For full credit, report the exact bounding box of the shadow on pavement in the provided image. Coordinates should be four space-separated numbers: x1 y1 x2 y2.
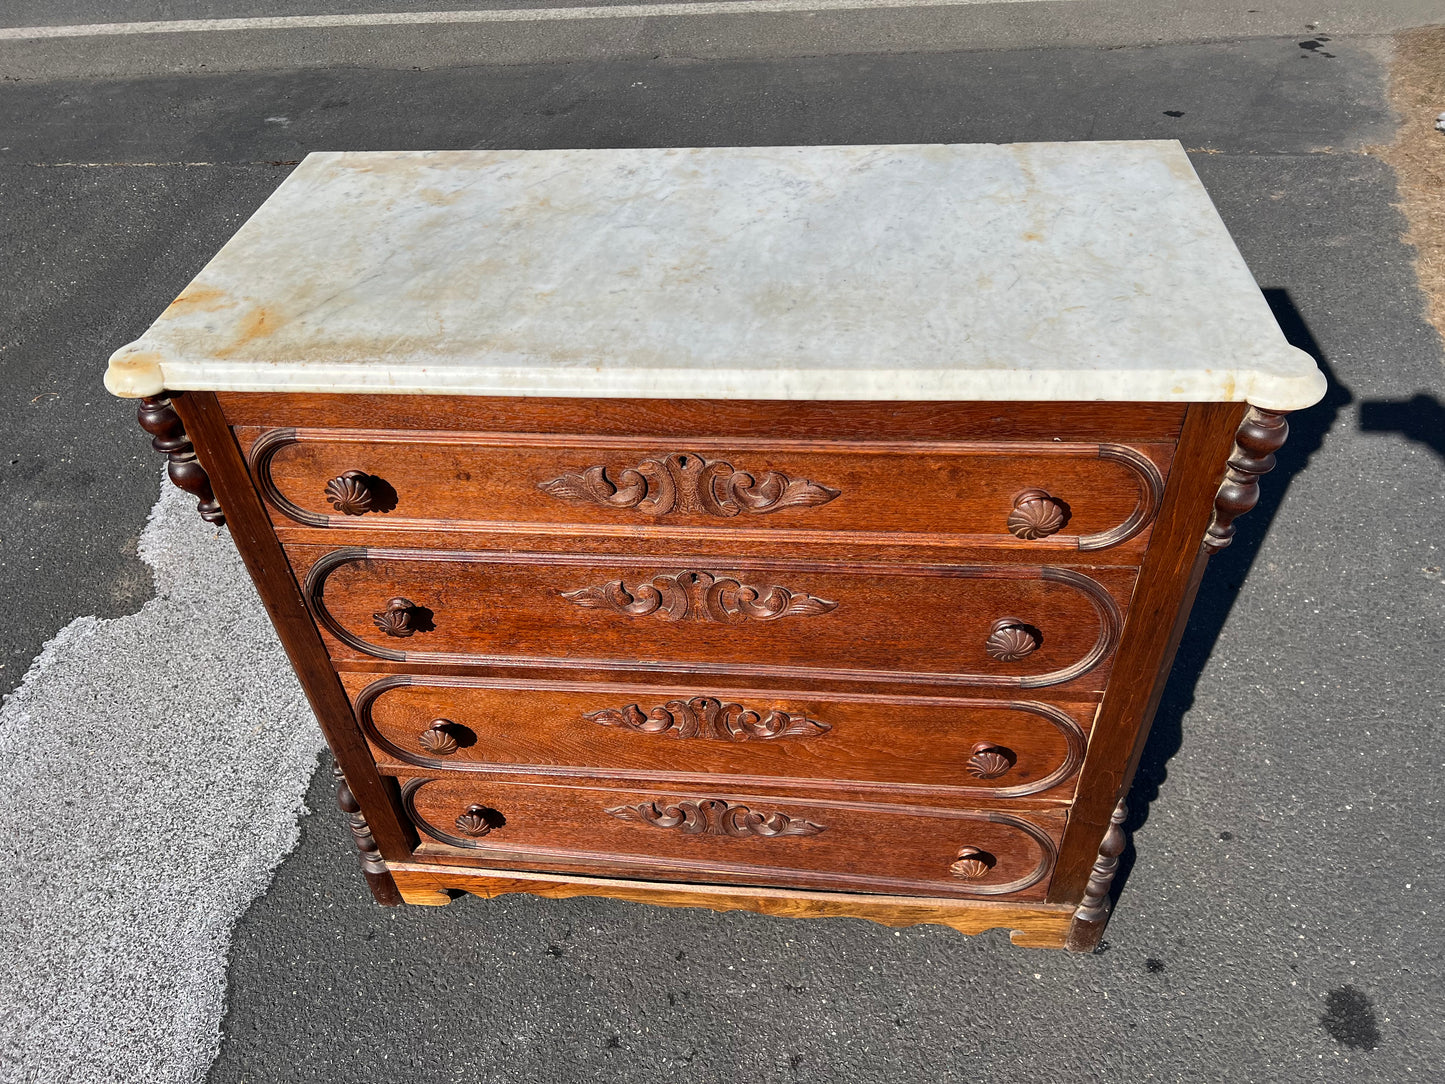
1358 391 1445 460
1111 287 1353 911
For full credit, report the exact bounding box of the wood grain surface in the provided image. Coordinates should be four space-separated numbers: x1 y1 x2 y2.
389 862 1076 948
298 546 1133 691
171 392 417 872
345 672 1091 802
398 773 1063 900
239 425 1169 554
1048 402 1247 902
216 392 1187 443
185 389 1256 948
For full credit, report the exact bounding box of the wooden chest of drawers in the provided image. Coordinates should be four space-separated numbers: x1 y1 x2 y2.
105 144 1325 950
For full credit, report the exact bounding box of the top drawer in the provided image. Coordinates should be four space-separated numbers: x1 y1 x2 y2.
240 427 1169 553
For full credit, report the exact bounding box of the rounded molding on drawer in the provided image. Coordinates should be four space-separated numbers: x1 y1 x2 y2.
306 549 1122 688
324 469 376 516
248 428 1163 550
418 720 460 756
401 777 1056 893
1007 489 1066 540
372 597 418 638
965 743 1015 780
950 846 996 881
985 618 1041 661
352 676 1087 798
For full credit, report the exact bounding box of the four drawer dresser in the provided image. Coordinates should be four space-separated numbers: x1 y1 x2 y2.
105 143 1325 950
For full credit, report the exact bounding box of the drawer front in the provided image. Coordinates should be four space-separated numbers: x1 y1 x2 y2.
245 427 1167 552
302 547 1130 690
351 674 1091 800
399 774 1060 900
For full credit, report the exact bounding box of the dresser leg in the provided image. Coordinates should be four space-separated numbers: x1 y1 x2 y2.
1065 799 1128 952
333 763 403 906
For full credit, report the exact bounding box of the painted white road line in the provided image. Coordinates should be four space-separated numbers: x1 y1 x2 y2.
0 0 1079 40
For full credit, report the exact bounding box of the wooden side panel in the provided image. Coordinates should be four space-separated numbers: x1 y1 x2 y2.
170 391 416 864
345 673 1091 802
399 773 1064 901
1048 402 1247 902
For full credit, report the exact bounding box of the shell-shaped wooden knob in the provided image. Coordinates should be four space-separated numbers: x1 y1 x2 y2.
418 720 459 756
325 470 375 516
454 805 497 837
985 618 1040 661
966 743 1014 780
1007 489 1065 540
372 598 417 638
950 847 996 881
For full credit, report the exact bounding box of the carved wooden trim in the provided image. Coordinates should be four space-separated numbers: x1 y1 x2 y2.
453 804 501 837
949 846 995 881
247 427 1163 550
539 451 840 517
965 744 1014 780
400 778 498 850
399 777 1057 895
371 597 418 638
605 798 826 838
561 570 838 623
352 675 1087 798
136 395 224 524
334 762 389 878
325 470 376 516
984 618 1041 661
1075 799 1128 923
304 548 1122 689
1007 489 1066 540
586 697 830 741
1203 408 1290 553
969 813 1057 896
417 720 460 756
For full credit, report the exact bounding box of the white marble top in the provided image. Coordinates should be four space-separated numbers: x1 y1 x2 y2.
105 143 1325 410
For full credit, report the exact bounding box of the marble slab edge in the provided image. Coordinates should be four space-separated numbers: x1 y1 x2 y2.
104 348 1327 410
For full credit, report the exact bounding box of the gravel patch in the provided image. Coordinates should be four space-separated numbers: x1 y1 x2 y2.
0 475 325 1084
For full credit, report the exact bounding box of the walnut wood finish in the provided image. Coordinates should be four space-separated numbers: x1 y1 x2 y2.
218 392 1187 443
243 427 1168 553
1204 407 1290 553
136 396 224 524
538 450 841 516
586 698 832 742
177 391 1299 949
1007 489 1066 540
324 470 376 516
165 391 415 872
604 797 827 839
388 862 1076 947
399 774 1062 900
300 547 1130 692
346 674 1090 801
1049 402 1248 906
1065 798 1127 951
334 762 401 905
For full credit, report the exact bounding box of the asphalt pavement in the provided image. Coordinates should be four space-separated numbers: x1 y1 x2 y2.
3 0 1445 78
2 11 1443 1084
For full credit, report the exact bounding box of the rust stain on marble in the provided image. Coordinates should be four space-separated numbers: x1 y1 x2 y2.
166 283 232 313
212 306 277 358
